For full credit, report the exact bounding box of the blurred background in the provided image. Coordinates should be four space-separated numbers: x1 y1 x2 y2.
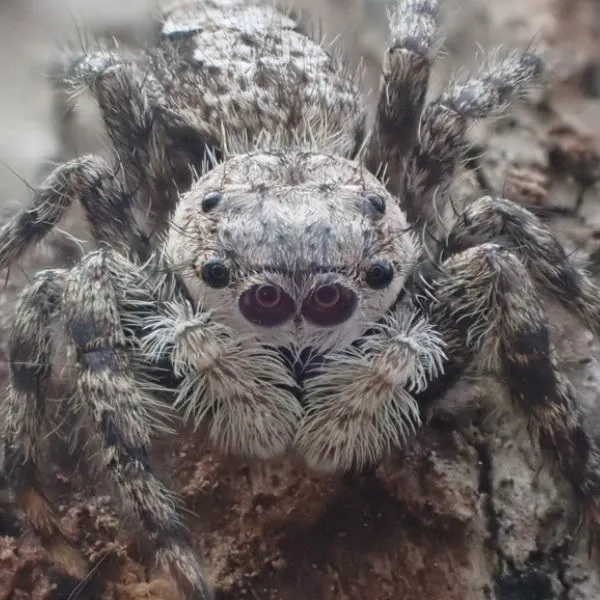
0 0 158 198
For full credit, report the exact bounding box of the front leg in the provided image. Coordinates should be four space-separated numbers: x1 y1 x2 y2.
414 244 600 541
442 195 600 333
139 297 302 460
365 0 441 191
62 251 213 598
295 308 446 472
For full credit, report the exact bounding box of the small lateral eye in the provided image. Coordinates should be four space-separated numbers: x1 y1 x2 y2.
201 191 222 212
365 260 394 289
365 192 386 215
200 259 230 288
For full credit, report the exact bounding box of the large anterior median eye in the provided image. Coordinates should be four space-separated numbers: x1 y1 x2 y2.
302 284 358 326
239 284 296 327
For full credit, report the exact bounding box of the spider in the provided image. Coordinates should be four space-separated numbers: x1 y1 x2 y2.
2 0 600 598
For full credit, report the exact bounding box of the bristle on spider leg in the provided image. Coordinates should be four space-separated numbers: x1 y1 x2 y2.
442 195 600 333
61 250 213 598
429 243 600 545
402 50 544 242
295 308 446 472
367 0 442 188
0 155 149 272
495 253 600 539
2 270 88 579
440 50 544 118
139 299 301 460
59 49 124 90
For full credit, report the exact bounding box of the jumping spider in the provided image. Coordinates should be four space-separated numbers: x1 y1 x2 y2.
2 0 600 598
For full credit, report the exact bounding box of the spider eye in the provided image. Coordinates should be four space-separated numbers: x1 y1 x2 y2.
365 192 386 215
365 260 394 289
312 284 341 308
255 284 282 308
302 284 358 326
201 191 222 212
200 259 230 288
239 284 296 327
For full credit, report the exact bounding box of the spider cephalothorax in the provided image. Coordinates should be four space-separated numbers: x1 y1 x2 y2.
166 152 419 350
3 1 600 599
160 151 440 473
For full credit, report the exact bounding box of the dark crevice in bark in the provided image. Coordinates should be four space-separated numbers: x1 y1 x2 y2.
474 437 502 563
474 429 576 600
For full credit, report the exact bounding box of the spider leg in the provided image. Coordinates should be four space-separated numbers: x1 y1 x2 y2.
2 269 89 579
414 244 600 538
295 308 446 472
139 298 302 461
443 195 600 333
62 51 218 236
60 250 213 598
403 51 544 236
365 0 440 190
0 155 150 271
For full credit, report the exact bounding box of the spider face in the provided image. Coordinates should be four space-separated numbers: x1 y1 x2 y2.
166 152 420 352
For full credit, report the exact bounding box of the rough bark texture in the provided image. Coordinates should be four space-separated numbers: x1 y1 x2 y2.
3 0 600 598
